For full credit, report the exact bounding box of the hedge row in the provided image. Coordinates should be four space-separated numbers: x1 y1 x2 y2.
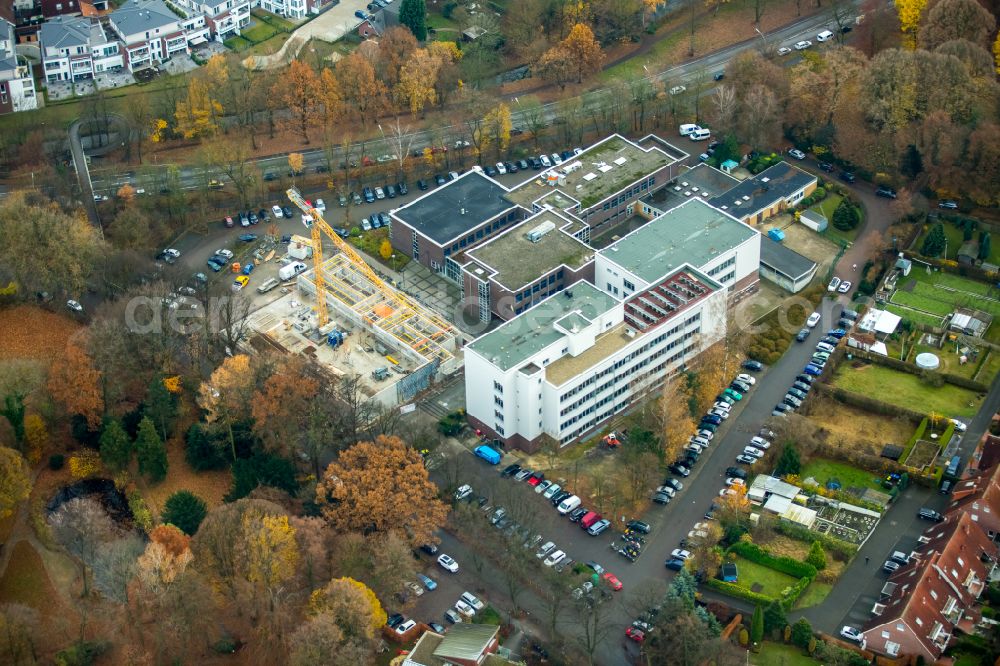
781 576 814 611
703 578 775 606
773 521 858 561
728 541 818 580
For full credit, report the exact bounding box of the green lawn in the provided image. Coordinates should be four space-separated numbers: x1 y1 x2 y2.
915 221 1000 266
473 605 502 625
251 8 296 30
241 21 280 43
832 363 983 418
892 274 1000 320
800 458 887 493
794 580 833 609
811 193 842 220
751 642 820 666
882 304 945 328
730 556 799 599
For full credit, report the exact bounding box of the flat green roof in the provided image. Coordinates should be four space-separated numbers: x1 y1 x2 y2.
505 135 676 211
465 213 593 291
602 198 756 284
466 282 619 372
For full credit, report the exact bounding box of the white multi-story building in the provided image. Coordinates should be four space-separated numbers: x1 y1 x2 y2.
171 0 251 41
39 15 122 82
464 197 761 451
0 15 38 113
108 0 209 70
258 0 307 19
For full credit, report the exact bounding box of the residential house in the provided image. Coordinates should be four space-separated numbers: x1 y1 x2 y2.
257 0 307 18
106 0 209 70
864 512 999 661
170 0 249 42
38 14 121 82
402 624 516 666
708 161 817 226
0 9 38 112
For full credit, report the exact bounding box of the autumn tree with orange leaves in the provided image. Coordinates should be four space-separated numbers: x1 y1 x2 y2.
561 24 605 83
334 53 389 132
271 59 323 144
316 435 448 546
49 331 104 429
251 357 320 458
198 354 256 461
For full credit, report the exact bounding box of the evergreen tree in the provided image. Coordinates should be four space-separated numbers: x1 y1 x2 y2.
979 232 991 261
775 444 801 476
763 599 788 636
750 604 764 645
832 199 860 230
99 419 132 472
143 374 177 441
899 144 923 179
162 490 208 535
669 567 698 607
791 618 814 649
185 423 229 471
805 540 827 570
135 416 168 481
398 0 427 40
921 223 947 257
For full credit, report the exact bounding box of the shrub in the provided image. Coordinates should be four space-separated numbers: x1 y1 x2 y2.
764 599 787 636
127 490 153 532
738 628 749 646
773 521 858 560
48 453 65 470
791 618 813 649
807 637 817 654
185 423 229 471
54 640 110 666
727 541 818 579
805 541 827 570
225 453 298 501
813 186 826 199
163 490 209 535
750 605 764 644
784 624 792 643
832 199 861 231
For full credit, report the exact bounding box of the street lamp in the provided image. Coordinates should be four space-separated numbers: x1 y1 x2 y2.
754 25 767 51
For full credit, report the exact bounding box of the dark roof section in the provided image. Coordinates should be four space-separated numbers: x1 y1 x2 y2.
392 170 515 246
709 161 816 217
759 236 817 281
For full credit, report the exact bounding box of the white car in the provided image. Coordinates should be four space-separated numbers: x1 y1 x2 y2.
951 419 968 433
460 591 485 610
454 599 476 618
794 40 812 50
788 149 806 160
162 248 181 258
749 436 771 449
395 619 416 634
713 401 732 412
543 483 562 499
669 85 686 95
215 248 234 260
535 480 552 494
271 205 283 218
828 277 842 292
536 541 556 559
437 553 459 573
743 446 765 458
671 548 691 560
315 198 326 212
838 280 852 293
66 299 84 312
840 626 863 643
710 409 729 420
806 312 821 328
404 581 424 597
655 485 676 498
719 488 738 497
777 46 792 55
687 529 708 539
544 550 567 567
539 155 552 168
495 162 507 174
736 373 756 386
454 484 473 501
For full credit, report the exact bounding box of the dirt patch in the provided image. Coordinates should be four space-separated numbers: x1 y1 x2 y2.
140 435 232 520
779 222 843 281
804 400 916 457
0 305 81 362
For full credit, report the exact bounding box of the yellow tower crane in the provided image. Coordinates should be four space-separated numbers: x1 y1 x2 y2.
285 188 457 337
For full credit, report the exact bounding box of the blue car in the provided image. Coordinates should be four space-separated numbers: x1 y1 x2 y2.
827 328 847 339
416 573 437 591
354 9 367 19
701 414 723 426
207 258 224 272
803 363 823 376
243 262 254 275
474 445 501 464
665 558 685 571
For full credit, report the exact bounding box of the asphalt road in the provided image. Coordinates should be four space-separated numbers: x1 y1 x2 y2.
87 10 849 196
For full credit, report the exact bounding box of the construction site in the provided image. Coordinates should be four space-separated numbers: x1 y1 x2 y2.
246 190 463 408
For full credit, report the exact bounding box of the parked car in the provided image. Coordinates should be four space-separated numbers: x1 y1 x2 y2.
876 186 897 199
742 360 763 371
807 312 822 327
437 554 459 573
794 40 812 49
626 520 651 534
777 46 792 55
827 277 842 292
840 171 856 183
735 454 757 465
788 149 806 160
796 328 811 342
819 162 835 172
669 463 691 477
938 200 959 210
840 626 863 643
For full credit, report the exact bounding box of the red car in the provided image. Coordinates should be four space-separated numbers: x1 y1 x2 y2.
602 572 623 591
527 472 544 487
625 627 645 643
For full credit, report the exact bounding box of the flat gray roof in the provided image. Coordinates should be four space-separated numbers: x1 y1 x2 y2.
709 161 816 218
392 170 514 246
760 236 817 281
467 281 618 372
433 624 500 662
465 211 593 291
506 134 676 211
601 198 757 284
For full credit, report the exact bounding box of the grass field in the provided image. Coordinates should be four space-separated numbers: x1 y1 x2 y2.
915 221 1000 266
892 270 1000 320
805 400 917 457
832 363 983 418
794 580 833 609
730 556 798 599
0 541 60 612
751 642 820 665
241 21 280 42
800 458 886 493
882 303 944 328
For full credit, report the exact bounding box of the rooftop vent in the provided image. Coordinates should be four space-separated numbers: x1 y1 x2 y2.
761 177 770 183
742 195 750 201
526 220 556 243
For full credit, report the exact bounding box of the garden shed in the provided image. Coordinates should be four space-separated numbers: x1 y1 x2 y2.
799 208 828 232
949 308 991 337
858 309 901 336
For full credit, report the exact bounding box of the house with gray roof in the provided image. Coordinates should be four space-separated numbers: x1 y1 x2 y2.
38 14 122 82
709 161 817 226
107 0 209 70
0 13 37 113
170 0 251 41
758 235 818 293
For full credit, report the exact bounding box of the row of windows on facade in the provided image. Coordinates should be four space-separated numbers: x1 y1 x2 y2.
512 283 567 315
515 270 565 301
442 211 521 257
558 313 701 403
600 177 657 211
707 256 736 277
560 344 695 436
559 331 698 417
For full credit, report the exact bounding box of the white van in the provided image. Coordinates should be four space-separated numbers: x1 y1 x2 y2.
557 494 581 515
816 29 834 42
679 123 700 136
689 128 711 141
278 261 308 281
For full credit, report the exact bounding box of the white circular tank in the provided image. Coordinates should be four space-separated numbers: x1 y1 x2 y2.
915 352 940 371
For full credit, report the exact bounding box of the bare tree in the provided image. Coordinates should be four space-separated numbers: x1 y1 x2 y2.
572 592 614 666
49 498 118 596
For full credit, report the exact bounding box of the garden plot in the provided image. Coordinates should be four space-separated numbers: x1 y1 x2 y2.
891 271 1000 320
903 439 941 472
831 363 983 418
805 402 917 459
811 498 880 545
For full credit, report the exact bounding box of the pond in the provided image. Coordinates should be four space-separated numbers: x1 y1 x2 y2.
46 478 135 528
